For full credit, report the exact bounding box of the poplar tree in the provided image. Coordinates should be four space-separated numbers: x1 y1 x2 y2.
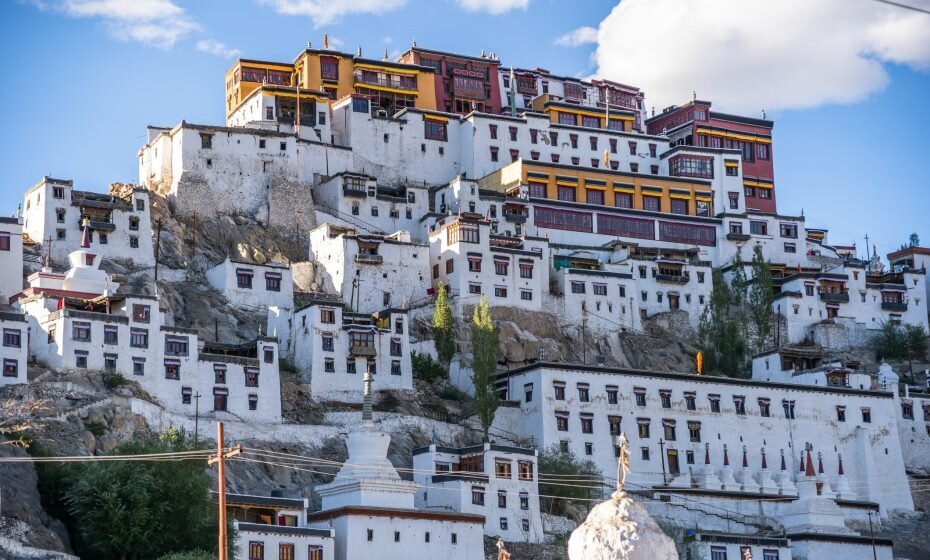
471 297 500 440
433 281 456 368
698 270 747 376
730 248 748 307
748 245 775 352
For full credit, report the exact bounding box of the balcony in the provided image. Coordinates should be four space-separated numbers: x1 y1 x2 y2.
432 472 489 484
726 233 751 242
349 345 377 357
818 292 849 304
881 301 908 312
656 273 689 284
356 74 418 91
82 220 115 232
343 183 368 198
503 212 527 224
355 254 383 265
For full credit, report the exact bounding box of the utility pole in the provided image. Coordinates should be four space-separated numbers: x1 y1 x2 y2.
154 219 163 283
658 438 667 485
193 392 201 447
581 313 587 364
867 510 878 560
294 208 302 264
209 422 241 560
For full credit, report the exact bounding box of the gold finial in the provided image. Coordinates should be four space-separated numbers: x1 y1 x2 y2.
323 33 329 49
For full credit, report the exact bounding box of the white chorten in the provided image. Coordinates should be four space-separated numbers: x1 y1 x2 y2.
314 369 418 510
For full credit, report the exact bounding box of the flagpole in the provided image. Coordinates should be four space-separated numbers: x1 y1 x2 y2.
605 89 610 129
295 83 301 137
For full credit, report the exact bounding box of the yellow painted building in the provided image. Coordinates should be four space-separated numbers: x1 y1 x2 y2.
225 47 438 118
225 59 295 117
530 94 634 133
480 160 715 218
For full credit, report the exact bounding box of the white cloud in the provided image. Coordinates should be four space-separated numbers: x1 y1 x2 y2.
259 0 407 27
196 39 240 59
34 0 200 48
555 26 597 47
456 0 529 15
589 0 930 113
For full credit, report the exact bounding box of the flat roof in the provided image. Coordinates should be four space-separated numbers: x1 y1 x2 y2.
217 491 306 510
306 505 485 524
412 443 536 457
402 46 502 65
497 362 894 399
236 522 331 539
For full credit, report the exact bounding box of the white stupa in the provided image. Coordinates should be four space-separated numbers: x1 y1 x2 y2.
21 219 117 299
61 219 115 296
876 362 899 390
314 369 419 510
307 370 485 560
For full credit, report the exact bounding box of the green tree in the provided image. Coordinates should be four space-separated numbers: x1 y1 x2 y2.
730 248 748 307
748 244 774 352
470 297 500 440
698 270 747 376
433 281 456 368
904 324 929 363
537 444 602 515
874 321 928 368
63 429 217 560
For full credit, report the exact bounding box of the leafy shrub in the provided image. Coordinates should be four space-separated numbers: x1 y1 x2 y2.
102 371 127 390
82 421 106 437
440 385 464 401
279 359 299 374
412 351 447 382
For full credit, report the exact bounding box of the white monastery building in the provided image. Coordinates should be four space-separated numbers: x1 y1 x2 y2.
13 225 282 422
0 217 24 302
22 177 154 267
226 492 335 560
308 224 430 313
413 443 544 543
206 257 294 312
275 298 412 403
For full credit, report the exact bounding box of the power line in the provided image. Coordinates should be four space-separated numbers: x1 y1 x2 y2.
872 0 930 15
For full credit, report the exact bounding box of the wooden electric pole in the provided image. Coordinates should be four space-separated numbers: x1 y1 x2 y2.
209 422 241 560
154 219 163 283
193 392 201 447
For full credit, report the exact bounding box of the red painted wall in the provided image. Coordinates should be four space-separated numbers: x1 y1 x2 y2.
400 49 502 115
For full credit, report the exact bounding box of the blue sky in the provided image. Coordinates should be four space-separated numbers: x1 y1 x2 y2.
1 0 928 260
